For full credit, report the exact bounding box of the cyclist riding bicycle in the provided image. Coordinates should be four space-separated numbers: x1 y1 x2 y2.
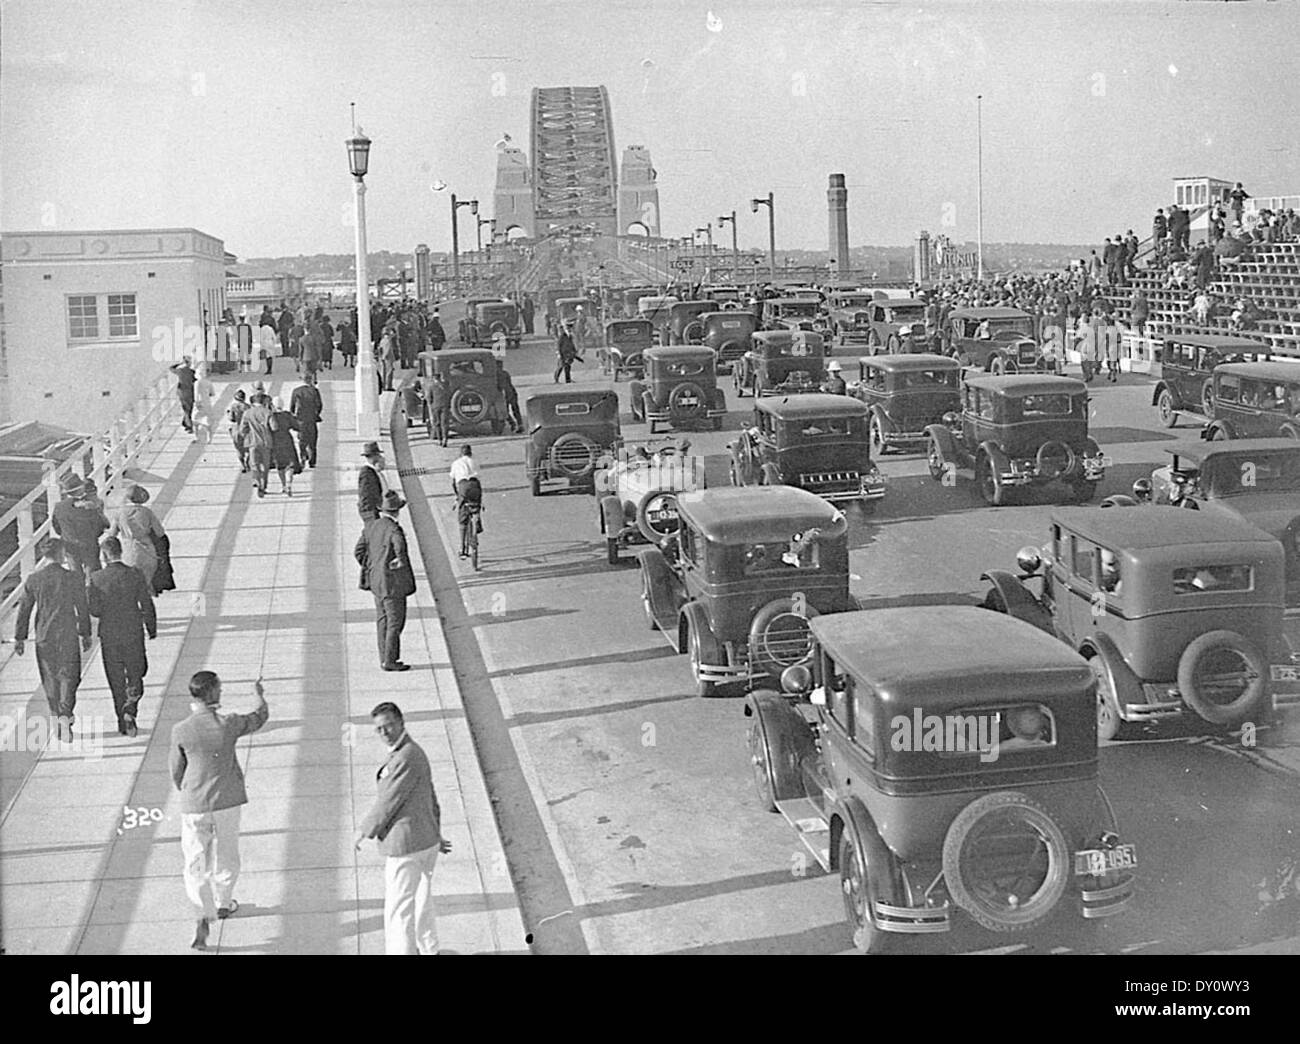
456 475 484 569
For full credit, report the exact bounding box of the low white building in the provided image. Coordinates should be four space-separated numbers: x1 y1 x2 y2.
0 227 227 432
226 270 305 316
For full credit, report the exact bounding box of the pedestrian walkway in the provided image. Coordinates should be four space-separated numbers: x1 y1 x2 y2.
0 368 525 954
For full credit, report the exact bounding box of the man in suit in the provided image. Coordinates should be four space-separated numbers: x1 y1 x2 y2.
354 490 415 671
170 670 269 949
51 473 109 585
290 372 325 469
425 372 451 447
170 357 197 433
355 701 452 955
14 537 92 742
358 441 389 522
88 536 157 737
238 391 275 497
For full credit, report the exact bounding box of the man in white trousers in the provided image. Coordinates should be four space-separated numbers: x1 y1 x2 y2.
169 671 269 949
355 701 452 955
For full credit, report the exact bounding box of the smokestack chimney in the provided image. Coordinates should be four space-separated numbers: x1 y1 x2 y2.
827 173 849 277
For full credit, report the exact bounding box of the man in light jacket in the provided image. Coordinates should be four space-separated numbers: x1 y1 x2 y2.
169 670 269 949
355 701 452 955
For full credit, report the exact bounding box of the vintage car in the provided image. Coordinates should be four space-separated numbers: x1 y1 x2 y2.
555 296 593 329
700 310 758 374
733 330 827 398
745 605 1135 951
639 486 856 696
981 508 1300 740
701 284 744 305
1202 361 1300 441
596 438 704 565
948 307 1045 373
863 298 928 353
1151 333 1273 428
629 346 727 433
622 286 659 314
824 291 878 350
637 294 679 336
524 388 622 496
658 300 717 346
416 349 506 435
730 394 885 507
925 375 1106 505
1108 439 1300 606
462 298 523 351
598 319 654 381
852 354 962 457
760 297 824 334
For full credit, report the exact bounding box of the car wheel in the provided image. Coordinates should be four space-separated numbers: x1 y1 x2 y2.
870 415 887 457
747 718 778 813
688 623 717 698
941 791 1071 932
839 830 889 954
1090 654 1133 742
1177 630 1268 726
926 435 947 482
990 355 1007 376
1209 425 1230 441
1157 389 1177 428
886 334 900 354
1201 379 1215 419
976 454 1006 506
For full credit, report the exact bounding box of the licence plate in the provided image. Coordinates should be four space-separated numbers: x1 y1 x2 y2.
647 509 677 524
1074 844 1137 876
1271 665 1300 682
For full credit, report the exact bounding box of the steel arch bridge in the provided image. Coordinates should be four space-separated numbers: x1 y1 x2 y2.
530 86 618 237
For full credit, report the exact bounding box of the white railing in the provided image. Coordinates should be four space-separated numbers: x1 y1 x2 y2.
0 373 177 626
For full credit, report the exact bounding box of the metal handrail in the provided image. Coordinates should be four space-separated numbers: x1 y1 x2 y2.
0 373 177 625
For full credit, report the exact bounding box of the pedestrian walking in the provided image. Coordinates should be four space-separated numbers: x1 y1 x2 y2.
256 321 277 375
522 293 535 335
276 303 293 363
338 317 358 367
170 670 269 949
170 357 197 434
355 701 452 955
379 322 399 391
290 372 324 469
13 537 92 742
269 397 302 495
358 441 389 521
554 324 579 383
427 310 446 352
320 315 335 370
238 391 275 498
107 483 166 589
51 473 109 585
87 535 156 738
1074 316 1100 382
354 490 416 671
192 363 215 448
497 364 522 433
227 389 250 471
1102 317 1122 383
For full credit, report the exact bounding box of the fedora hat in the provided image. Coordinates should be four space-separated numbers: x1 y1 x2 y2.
361 441 383 458
58 473 86 496
380 490 406 513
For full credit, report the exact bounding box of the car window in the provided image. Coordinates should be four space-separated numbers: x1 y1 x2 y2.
663 360 705 377
1051 524 1063 567
988 318 1032 337
1018 393 1079 418
1205 453 1300 495
742 533 822 574
783 302 818 317
852 685 875 752
554 401 592 416
823 652 853 733
1099 549 1122 595
898 369 957 390
997 705 1057 753
977 389 996 422
1071 537 1095 584
867 369 886 391
1173 564 1253 594
794 417 856 438
450 360 486 376
1217 374 1240 403
678 524 698 567
888 306 925 323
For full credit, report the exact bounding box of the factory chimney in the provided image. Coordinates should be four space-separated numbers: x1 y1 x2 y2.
827 173 850 277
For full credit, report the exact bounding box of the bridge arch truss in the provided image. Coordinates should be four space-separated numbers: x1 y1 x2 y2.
530 86 618 237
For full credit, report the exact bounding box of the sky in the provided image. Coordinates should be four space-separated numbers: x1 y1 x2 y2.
3 0 1298 260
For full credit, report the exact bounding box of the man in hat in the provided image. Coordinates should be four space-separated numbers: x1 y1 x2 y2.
358 441 389 522
14 537 92 741
554 322 579 383
425 372 451 447
821 360 848 395
88 535 156 737
237 391 276 498
354 490 416 671
355 700 452 954
427 309 446 353
497 363 522 433
51 473 109 584
290 371 324 469
170 357 197 433
170 670 269 949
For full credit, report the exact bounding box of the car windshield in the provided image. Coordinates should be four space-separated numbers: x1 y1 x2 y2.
771 339 820 358
837 296 873 308
447 360 487 376
609 325 648 342
1017 393 1080 418
896 369 958 390
662 360 706 377
888 306 926 322
1173 564 1254 594
779 302 819 317
741 533 822 574
1202 453 1300 496
788 417 859 438
968 317 1031 338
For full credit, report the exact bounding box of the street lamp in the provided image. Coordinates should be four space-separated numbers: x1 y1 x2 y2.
718 211 739 281
976 94 984 282
750 192 776 279
345 116 379 438
451 194 478 293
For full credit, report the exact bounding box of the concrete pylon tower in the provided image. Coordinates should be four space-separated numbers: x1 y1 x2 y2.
827 173 849 276
618 145 661 236
413 244 431 301
493 146 534 238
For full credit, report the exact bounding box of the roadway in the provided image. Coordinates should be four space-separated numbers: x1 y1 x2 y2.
403 334 1300 955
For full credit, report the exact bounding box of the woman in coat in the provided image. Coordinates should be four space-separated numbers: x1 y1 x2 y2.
192 363 216 445
109 483 165 587
269 397 302 495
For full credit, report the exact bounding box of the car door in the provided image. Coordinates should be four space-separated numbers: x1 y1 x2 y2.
1211 371 1245 432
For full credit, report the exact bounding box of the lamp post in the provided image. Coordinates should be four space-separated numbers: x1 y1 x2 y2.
345 119 379 438
718 211 738 281
451 194 478 294
976 94 984 282
750 192 776 279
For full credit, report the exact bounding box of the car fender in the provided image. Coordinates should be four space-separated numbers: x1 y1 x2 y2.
600 494 626 539
1078 632 1145 715
870 404 893 433
828 796 898 910
979 569 1055 634
638 546 682 640
924 422 957 459
977 439 1011 474
744 690 819 805
679 600 720 662
1151 381 1170 407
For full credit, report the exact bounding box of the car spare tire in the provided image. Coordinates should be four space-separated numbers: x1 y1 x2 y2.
450 386 487 425
749 597 820 674
1177 629 1268 725
548 433 599 478
668 381 707 417
683 320 705 344
1035 440 1076 481
941 791 1071 932
635 490 682 543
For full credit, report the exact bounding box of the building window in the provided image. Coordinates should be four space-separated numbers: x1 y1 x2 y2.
107 294 138 337
68 295 99 340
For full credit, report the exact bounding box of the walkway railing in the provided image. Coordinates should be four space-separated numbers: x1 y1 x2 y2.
0 373 177 627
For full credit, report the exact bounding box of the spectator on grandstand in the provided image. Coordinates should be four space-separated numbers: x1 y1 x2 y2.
1152 208 1168 261
1229 183 1250 228
1169 203 1190 253
1209 208 1226 244
1087 249 1103 284
1190 241 1215 290
1124 230 1140 279
1129 289 1149 336
1102 238 1119 286
1191 290 1212 326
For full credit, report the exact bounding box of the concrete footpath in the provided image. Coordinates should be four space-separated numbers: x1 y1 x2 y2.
0 367 525 955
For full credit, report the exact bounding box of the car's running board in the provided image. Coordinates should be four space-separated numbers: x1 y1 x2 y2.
775 797 831 871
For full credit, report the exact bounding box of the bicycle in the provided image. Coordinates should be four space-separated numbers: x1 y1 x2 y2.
457 498 482 570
